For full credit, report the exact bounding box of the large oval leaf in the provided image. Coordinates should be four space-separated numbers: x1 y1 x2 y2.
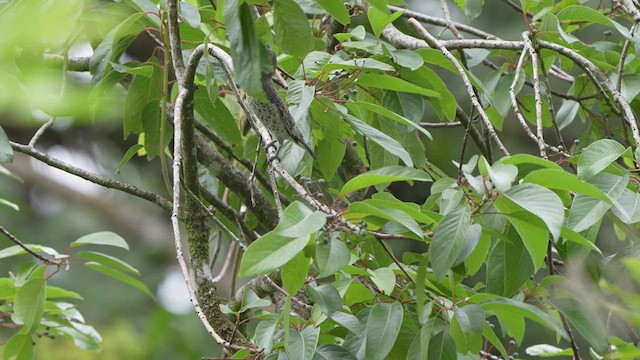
430 207 471 279
503 184 564 241
340 166 431 195
577 139 626 180
365 302 404 360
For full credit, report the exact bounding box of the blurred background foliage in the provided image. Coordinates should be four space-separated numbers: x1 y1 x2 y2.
1 0 637 358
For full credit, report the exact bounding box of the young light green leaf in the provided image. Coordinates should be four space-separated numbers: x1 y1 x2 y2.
85 262 153 298
14 266 46 335
340 166 431 195
0 125 14 163
0 198 19 211
0 244 65 260
274 0 314 58
317 0 350 24
45 286 83 300
577 139 626 180
365 302 404 360
431 207 471 279
287 326 320 360
349 201 423 238
485 159 518 193
390 49 423 70
76 251 140 275
315 236 350 278
525 344 572 357
116 144 145 173
70 231 129 250
355 74 440 98
306 284 342 315
503 184 564 241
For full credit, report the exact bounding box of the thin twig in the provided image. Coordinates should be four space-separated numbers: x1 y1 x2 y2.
212 242 238 283
10 142 172 211
0 226 62 265
420 121 463 128
523 32 547 159
408 18 510 157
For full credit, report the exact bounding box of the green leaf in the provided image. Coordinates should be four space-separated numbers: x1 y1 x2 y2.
306 284 342 315
287 326 319 360
431 207 471 279
552 295 607 353
70 231 129 250
239 202 325 276
331 311 362 334
486 228 535 297
557 5 630 39
14 266 46 335
317 0 350 25
349 201 423 238
485 160 517 193
390 49 423 71
179 1 201 28
116 144 145 173
454 304 485 336
407 317 435 360
0 125 13 163
253 314 280 353
560 226 602 254
0 198 19 211
45 286 82 300
524 169 611 203
315 344 358 360
495 200 549 270
525 344 573 357
85 262 153 298
317 138 346 181
568 173 628 232
367 7 404 39
427 331 457 360
194 87 243 153
499 154 563 171
503 183 564 241
365 302 404 360
0 244 65 260
346 115 414 166
2 334 34 360
323 58 396 72
281 252 309 295
315 236 350 278
240 288 271 311
353 101 432 139
577 139 626 180
224 0 265 100
480 298 568 339
367 267 395 295
75 251 140 275
340 166 431 195
355 74 440 98
123 73 161 137
274 0 314 58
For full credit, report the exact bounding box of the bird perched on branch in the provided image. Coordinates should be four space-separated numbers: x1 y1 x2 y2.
248 73 317 161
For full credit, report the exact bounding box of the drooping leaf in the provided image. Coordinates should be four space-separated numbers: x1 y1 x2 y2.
577 139 626 180
239 202 325 276
316 0 350 25
0 125 13 163
2 334 34 360
76 251 140 275
346 115 414 166
355 74 440 98
70 231 129 250
365 302 404 360
315 236 350 278
524 169 611 203
340 166 431 195
287 326 320 360
480 298 568 339
253 314 280 353
503 183 564 241
273 0 314 58
85 262 153 297
306 284 342 316
431 207 471 279
13 266 46 335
